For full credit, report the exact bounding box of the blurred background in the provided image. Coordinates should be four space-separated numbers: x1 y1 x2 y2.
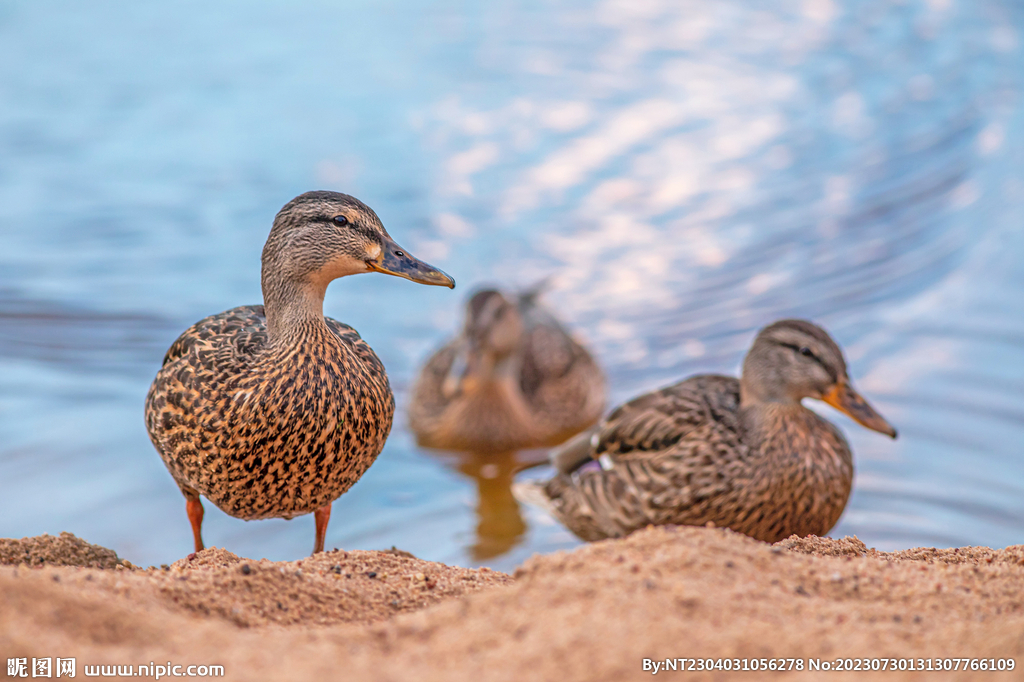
1 0 1022 572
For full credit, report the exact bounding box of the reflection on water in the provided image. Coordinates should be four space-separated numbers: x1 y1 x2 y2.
441 450 547 561
462 454 526 561
1 0 1023 571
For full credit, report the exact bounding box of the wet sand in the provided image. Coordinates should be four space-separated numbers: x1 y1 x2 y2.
2 527 1023 680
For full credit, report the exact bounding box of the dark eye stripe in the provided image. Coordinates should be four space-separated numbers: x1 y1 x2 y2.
776 341 837 381
318 215 381 241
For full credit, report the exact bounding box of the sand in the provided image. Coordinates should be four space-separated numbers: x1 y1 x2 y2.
2 527 1023 681
0 532 130 570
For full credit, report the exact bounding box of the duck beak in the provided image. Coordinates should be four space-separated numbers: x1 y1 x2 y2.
822 381 898 439
366 236 455 288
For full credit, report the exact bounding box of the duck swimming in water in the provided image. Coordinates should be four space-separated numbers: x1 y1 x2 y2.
409 286 606 453
145 191 454 555
515 319 896 543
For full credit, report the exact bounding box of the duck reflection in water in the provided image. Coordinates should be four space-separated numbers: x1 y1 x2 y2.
410 284 606 559
450 450 531 560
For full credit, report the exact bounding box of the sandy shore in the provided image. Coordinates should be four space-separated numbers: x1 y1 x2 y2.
2 528 1023 680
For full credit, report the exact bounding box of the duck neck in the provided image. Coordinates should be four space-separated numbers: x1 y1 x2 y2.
738 388 850 477
454 346 521 395
477 349 519 382
740 375 802 441
262 275 331 345
739 397 799 436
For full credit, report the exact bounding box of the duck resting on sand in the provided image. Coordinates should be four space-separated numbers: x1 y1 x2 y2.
145 191 454 555
409 286 606 453
514 319 896 543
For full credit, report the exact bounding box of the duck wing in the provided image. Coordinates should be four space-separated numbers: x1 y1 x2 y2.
518 302 606 435
594 374 740 460
407 339 463 429
322 316 386 375
161 305 269 366
519 374 746 541
551 374 740 473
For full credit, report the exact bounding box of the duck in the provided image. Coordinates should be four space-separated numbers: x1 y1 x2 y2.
514 319 897 543
145 191 454 555
408 285 606 453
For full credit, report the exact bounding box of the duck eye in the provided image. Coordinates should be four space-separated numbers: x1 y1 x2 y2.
799 347 814 357
332 215 349 226
394 250 405 258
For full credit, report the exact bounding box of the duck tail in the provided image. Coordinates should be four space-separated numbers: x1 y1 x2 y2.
514 474 614 543
511 479 560 517
518 276 555 306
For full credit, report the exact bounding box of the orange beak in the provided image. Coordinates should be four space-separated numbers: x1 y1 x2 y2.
821 381 898 439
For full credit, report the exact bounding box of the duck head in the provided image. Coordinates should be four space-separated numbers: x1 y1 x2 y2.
442 289 524 397
262 191 455 292
740 319 897 438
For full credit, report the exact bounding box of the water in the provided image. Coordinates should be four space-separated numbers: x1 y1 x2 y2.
1 0 1022 571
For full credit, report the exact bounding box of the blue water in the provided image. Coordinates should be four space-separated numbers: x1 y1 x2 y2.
1 0 1022 571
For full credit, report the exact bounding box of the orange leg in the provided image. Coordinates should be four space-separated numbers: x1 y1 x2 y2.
313 504 332 555
186 495 205 553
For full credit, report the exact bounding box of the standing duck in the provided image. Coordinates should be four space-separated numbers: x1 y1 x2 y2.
145 191 454 555
514 319 897 543
409 286 606 453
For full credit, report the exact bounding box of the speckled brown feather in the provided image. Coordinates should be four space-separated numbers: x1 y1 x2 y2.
145 304 394 521
520 374 854 543
409 292 605 452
